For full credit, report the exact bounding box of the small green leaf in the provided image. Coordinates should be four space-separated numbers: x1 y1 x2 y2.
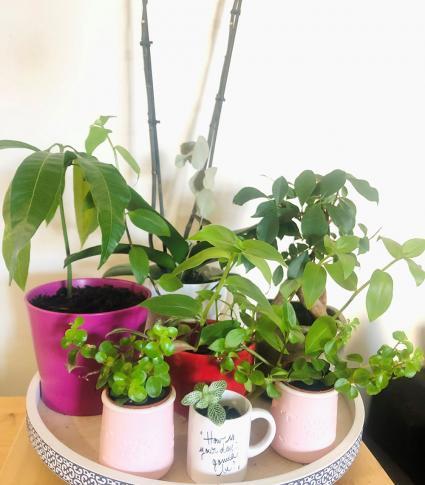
200 321 238 346
190 224 239 251
128 381 147 403
244 255 272 283
287 252 309 279
146 376 163 398
338 254 356 279
140 294 202 319
207 403 226 426
256 213 279 243
302 262 327 309
325 261 358 291
266 383 281 399
380 237 403 259
85 124 111 155
158 273 183 291
115 145 140 176
318 169 347 197
328 200 356 234
191 136 209 169
347 175 379 203
272 266 284 286
173 247 231 276
129 246 149 284
224 328 246 348
305 316 337 354
366 270 393 322
233 187 267 206
0 140 40 151
301 205 328 238
129 209 171 237
241 239 284 264
334 377 351 394
346 353 363 363
402 238 425 258
272 176 289 202
406 259 425 286
294 170 316 204
181 390 202 406
335 236 359 254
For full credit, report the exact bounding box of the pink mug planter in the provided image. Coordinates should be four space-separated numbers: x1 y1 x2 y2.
25 278 150 416
271 382 339 464
187 390 276 483
99 387 176 479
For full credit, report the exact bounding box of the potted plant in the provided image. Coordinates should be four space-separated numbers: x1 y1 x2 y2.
182 380 276 483
1 117 186 415
62 318 178 479
140 224 285 413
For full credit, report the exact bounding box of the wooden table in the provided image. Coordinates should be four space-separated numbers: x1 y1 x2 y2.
0 397 393 484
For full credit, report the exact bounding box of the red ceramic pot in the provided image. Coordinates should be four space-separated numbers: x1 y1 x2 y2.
168 346 254 416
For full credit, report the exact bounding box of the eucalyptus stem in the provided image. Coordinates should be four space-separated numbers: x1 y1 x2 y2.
59 196 73 298
334 259 398 319
141 0 164 219
184 0 243 238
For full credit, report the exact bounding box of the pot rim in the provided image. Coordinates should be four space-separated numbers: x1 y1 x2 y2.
276 381 338 398
25 277 151 316
192 389 251 422
101 386 176 414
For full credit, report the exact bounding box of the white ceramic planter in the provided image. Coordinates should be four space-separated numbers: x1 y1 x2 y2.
99 387 176 479
271 382 339 464
187 390 276 483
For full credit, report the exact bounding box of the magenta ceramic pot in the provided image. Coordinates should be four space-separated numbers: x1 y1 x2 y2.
271 382 339 464
99 388 175 478
25 278 150 416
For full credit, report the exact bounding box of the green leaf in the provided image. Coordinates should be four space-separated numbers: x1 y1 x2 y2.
335 236 359 254
0 140 40 151
225 328 246 348
129 246 149 284
325 261 358 291
207 403 226 426
191 136 209 169
129 208 171 237
253 200 277 218
328 200 356 234
102 264 133 277
406 259 425 286
256 316 283 352
366 270 393 322
128 381 147 403
402 238 425 258
266 383 281 399
115 145 140 176
380 237 403 259
287 252 309 279
334 378 351 394
272 176 289 202
338 254 356 279
140 294 202 319
73 165 98 246
209 380 227 397
301 205 328 238
85 124 111 155
244 255 272 284
173 247 231 276
282 300 297 327
280 278 301 299
146 376 163 398
233 187 267 206
294 170 316 204
347 353 363 363
272 266 284 286
317 169 347 197
256 213 279 243
157 273 183 291
302 262 327 309
305 316 337 354
200 321 239 346
76 155 130 267
241 239 284 264
225 275 270 311
352 368 370 386
181 390 202 406
190 224 239 251
347 175 379 203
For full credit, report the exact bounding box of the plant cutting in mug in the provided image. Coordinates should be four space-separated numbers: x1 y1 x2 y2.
61 318 178 405
229 169 425 398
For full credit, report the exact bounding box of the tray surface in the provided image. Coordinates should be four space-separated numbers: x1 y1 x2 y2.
26 374 364 485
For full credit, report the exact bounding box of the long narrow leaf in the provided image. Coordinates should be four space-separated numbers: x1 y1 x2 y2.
73 165 98 245
0 140 40 151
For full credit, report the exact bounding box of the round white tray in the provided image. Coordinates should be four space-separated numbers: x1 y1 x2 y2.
26 373 364 485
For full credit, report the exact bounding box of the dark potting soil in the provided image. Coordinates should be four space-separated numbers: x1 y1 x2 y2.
197 405 241 420
30 285 146 313
113 387 171 407
290 380 333 392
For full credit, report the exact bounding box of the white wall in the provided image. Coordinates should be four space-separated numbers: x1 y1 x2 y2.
1 0 424 394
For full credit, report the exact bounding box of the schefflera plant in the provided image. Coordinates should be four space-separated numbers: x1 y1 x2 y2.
1 116 188 293
234 299 424 399
62 318 178 404
182 380 228 426
140 224 287 373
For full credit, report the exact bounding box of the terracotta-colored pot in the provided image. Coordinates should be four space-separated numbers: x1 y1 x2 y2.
99 388 175 478
168 347 254 416
25 278 150 416
271 382 338 464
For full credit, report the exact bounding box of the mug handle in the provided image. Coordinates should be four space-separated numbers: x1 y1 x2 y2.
248 408 277 458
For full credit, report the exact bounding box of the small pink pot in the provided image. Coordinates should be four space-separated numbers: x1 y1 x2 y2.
271 382 338 464
99 387 176 478
25 278 150 416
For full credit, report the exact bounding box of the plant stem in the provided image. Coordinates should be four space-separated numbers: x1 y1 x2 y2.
141 0 164 218
184 0 243 238
242 345 273 367
59 196 73 298
334 259 398 319
107 135 120 169
200 256 234 325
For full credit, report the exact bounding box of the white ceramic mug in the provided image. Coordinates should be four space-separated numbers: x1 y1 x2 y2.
187 390 276 483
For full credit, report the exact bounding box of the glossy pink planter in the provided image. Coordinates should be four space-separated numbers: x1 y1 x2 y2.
99 388 175 478
25 278 150 416
271 382 339 464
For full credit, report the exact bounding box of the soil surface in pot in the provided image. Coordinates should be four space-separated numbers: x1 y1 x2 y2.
197 405 241 420
30 285 146 313
114 387 171 408
289 380 334 392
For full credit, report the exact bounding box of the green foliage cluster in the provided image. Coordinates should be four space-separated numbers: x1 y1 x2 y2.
61 318 178 405
181 380 228 426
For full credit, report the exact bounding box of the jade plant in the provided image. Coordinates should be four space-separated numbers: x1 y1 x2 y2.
182 380 228 425
1 116 188 294
140 224 285 372
61 318 178 405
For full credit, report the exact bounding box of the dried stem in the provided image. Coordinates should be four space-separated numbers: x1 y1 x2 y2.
141 0 164 219
184 0 243 238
